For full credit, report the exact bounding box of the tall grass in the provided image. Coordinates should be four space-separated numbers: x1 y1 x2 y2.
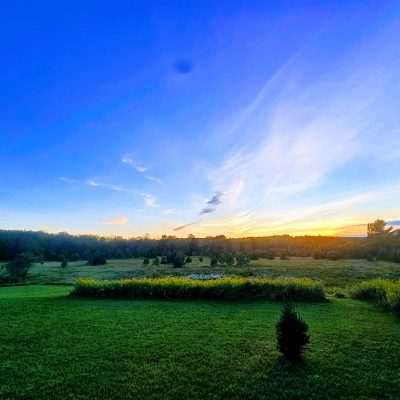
71 277 326 302
350 279 400 315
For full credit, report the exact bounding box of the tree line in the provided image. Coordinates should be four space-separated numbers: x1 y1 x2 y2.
0 220 399 263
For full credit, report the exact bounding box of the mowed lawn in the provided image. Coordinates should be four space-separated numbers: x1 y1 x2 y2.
2 257 400 287
1 286 400 399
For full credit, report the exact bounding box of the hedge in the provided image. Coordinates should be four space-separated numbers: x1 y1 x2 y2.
71 277 326 302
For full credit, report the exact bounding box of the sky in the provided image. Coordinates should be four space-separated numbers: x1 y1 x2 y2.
1 1 400 238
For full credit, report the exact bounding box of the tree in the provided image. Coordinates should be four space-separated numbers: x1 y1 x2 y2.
276 303 310 360
236 254 250 267
210 256 218 267
143 257 150 265
172 253 185 268
173 253 185 268
61 258 68 268
225 253 235 265
185 256 192 263
87 254 107 266
152 257 160 266
3 253 32 282
368 219 392 237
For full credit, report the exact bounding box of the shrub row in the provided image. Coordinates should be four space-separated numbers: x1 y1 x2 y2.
71 277 326 302
350 279 400 315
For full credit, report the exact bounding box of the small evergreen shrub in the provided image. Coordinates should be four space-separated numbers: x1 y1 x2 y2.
152 257 160 266
276 303 310 360
143 258 150 265
61 258 68 268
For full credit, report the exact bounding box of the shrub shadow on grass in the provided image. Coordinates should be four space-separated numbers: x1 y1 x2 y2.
255 357 315 398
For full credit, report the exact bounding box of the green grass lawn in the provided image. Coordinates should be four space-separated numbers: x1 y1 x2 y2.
2 257 400 288
1 285 400 399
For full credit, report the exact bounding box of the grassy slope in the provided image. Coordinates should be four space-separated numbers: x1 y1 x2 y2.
2 257 400 287
1 286 400 399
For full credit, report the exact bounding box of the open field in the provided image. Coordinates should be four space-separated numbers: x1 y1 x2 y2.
2 257 400 288
0 285 400 399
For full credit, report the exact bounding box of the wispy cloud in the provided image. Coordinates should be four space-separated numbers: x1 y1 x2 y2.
173 222 197 231
59 177 78 184
199 207 216 215
163 209 175 215
202 23 400 236
199 192 223 215
144 175 163 185
60 176 164 211
173 192 224 231
140 193 160 208
104 215 129 225
121 155 163 184
121 155 147 172
207 192 222 206
86 179 132 193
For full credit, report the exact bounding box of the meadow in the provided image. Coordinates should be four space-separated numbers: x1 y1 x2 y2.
0 285 400 399
2 257 400 399
2 256 400 288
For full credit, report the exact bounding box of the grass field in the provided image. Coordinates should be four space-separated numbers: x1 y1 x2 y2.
0 285 400 399
2 257 400 288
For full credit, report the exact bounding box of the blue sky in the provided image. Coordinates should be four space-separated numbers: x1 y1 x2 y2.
1 1 400 237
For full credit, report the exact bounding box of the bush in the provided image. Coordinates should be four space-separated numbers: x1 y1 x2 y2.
225 254 235 265
152 257 160 266
61 258 68 268
143 258 150 265
185 256 192 263
72 277 326 302
276 303 310 360
2 253 32 282
326 250 340 261
173 253 185 268
198 257 203 262
350 279 400 316
210 256 218 267
236 254 249 266
87 254 107 266
160 256 168 264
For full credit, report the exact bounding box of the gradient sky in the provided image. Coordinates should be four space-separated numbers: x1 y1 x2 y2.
1 1 400 238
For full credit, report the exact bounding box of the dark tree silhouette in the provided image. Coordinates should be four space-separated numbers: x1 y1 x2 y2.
276 303 310 360
2 253 32 282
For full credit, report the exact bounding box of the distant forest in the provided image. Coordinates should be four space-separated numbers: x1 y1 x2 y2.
1 220 399 263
